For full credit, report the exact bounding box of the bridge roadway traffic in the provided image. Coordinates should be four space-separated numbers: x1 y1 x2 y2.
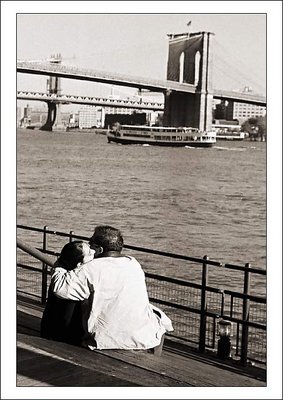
17 61 266 106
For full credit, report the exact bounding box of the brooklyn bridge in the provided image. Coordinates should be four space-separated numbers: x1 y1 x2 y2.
17 30 266 131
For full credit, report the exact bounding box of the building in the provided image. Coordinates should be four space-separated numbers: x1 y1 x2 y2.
226 102 266 122
78 106 99 129
214 86 266 124
214 100 266 123
17 107 22 127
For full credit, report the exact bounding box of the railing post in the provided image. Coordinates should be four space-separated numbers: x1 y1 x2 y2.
199 255 209 352
241 262 251 366
69 230 74 242
41 225 48 304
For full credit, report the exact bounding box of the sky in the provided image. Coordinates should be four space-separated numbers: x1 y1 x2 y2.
16 13 267 100
1 2 283 400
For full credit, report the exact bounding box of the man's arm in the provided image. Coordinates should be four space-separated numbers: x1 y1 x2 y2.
51 265 90 301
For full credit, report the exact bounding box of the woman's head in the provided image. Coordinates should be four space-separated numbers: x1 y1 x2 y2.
58 241 94 270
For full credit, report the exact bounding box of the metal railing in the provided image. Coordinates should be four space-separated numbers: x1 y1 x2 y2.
17 224 266 367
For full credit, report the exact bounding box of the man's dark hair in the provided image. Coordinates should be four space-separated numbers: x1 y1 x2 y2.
58 241 85 270
90 226 123 253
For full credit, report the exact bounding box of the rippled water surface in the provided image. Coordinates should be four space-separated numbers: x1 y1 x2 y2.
17 128 266 293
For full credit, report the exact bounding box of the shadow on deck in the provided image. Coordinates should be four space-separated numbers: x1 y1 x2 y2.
17 295 266 387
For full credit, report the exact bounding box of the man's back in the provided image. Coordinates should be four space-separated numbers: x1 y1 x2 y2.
81 255 165 350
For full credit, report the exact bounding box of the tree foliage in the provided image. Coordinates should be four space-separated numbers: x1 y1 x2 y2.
241 115 266 140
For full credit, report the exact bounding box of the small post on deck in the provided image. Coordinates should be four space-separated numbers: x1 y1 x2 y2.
241 262 251 366
199 255 209 352
41 225 48 304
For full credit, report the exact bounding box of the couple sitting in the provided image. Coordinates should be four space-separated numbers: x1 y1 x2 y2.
41 225 173 350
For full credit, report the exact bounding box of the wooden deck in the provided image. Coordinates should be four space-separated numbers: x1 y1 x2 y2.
17 295 266 387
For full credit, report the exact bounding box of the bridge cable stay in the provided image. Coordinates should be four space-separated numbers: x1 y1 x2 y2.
212 57 265 95
213 38 264 82
212 63 258 91
213 39 266 94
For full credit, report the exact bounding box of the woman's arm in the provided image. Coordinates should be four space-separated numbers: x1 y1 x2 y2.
51 265 91 301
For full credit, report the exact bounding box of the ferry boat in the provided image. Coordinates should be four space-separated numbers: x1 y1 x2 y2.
211 124 246 141
107 124 216 147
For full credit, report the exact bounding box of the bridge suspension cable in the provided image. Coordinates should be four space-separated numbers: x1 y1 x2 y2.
213 39 266 94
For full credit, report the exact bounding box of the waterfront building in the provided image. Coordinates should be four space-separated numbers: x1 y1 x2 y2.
214 99 266 124
17 107 22 127
226 102 266 122
78 106 99 129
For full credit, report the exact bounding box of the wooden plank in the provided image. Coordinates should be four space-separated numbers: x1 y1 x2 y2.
17 299 266 387
17 334 188 387
102 347 266 387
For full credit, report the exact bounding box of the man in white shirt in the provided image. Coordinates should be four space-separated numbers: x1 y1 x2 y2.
51 225 173 350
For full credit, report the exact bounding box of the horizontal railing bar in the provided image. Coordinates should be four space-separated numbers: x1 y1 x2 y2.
149 297 202 314
17 238 54 268
18 238 266 306
147 272 266 303
17 224 47 233
146 272 202 289
147 273 226 293
212 313 266 330
124 244 222 266
17 225 221 267
17 263 43 273
224 289 266 303
17 224 266 274
38 249 60 257
224 263 266 275
150 299 266 330
203 313 266 330
18 225 88 240
16 289 41 299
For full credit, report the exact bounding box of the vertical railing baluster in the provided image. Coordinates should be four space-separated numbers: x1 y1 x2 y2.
220 289 225 316
41 225 48 304
236 322 240 357
241 262 251 365
69 230 74 242
199 255 208 352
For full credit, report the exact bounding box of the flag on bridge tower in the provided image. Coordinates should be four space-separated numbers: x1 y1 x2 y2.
187 21 192 34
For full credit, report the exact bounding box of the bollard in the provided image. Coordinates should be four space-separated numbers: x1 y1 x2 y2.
217 319 232 360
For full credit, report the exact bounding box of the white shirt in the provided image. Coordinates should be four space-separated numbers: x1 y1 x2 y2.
51 256 173 350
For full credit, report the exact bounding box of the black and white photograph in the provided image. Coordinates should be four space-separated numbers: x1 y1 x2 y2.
1 1 282 399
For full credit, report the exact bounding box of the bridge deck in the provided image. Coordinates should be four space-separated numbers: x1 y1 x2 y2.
17 295 266 387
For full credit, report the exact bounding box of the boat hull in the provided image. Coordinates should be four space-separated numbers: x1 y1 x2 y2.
107 136 215 147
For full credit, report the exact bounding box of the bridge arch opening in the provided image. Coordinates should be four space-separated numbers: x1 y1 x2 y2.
179 52 185 83
194 51 201 86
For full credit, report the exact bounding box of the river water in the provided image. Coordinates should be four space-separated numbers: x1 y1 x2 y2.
17 128 266 294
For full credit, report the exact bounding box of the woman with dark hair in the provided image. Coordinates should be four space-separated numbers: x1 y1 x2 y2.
40 241 95 345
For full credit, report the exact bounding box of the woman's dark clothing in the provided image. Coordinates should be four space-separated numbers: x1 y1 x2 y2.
40 287 84 345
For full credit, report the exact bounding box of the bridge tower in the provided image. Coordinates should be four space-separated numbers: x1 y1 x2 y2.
40 54 63 131
163 31 214 131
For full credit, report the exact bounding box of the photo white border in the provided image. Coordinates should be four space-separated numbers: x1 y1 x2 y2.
1 1 282 399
